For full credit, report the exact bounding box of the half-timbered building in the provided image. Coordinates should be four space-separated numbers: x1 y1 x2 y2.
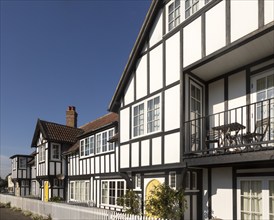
10 154 33 197
65 113 125 210
30 106 83 201
109 0 274 219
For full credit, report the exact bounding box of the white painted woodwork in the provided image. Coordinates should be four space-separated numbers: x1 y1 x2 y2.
131 142 139 167
141 140 150 166
120 108 130 143
164 132 180 164
231 0 258 42
149 44 163 93
120 144 129 168
124 75 134 106
95 157 100 174
136 55 148 100
105 154 109 173
152 137 161 165
265 0 274 25
91 157 94 174
183 17 202 67
165 32 180 86
164 85 180 131
115 146 119 172
211 167 233 220
100 155 104 173
149 10 163 47
205 1 226 55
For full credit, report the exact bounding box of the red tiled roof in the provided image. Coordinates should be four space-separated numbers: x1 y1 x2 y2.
64 112 118 154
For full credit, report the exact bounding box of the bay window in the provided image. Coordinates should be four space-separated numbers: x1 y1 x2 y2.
70 180 90 201
51 143 61 160
101 180 126 206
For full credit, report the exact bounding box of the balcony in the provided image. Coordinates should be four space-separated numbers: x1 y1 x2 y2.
183 98 274 166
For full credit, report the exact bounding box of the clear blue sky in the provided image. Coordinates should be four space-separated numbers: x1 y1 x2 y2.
0 0 151 177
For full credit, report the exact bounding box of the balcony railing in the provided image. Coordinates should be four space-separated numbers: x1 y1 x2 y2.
184 98 274 157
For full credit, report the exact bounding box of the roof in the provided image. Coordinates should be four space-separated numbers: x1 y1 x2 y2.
108 0 160 112
31 119 83 147
10 154 33 159
64 112 118 154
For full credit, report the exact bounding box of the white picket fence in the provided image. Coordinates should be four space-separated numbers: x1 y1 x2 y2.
0 194 167 220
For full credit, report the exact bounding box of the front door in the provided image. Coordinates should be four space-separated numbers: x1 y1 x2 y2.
44 181 49 202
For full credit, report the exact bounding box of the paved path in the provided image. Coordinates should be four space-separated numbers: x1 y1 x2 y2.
0 207 32 220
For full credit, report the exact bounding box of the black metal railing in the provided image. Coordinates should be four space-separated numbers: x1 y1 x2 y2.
184 98 274 156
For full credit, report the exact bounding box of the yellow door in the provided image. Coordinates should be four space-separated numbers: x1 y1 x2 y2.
44 181 49 202
145 179 160 217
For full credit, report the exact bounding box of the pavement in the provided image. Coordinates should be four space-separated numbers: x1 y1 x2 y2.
0 207 33 220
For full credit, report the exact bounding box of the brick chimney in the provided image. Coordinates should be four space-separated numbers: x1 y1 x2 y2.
66 106 78 128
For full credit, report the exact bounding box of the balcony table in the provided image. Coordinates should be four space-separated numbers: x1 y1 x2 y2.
212 122 246 148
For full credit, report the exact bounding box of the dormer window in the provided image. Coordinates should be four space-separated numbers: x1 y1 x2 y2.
19 157 26 169
168 0 181 31
51 143 61 160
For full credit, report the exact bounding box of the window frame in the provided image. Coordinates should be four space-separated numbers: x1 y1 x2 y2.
135 174 141 189
39 144 46 163
51 143 61 161
101 180 126 207
19 157 26 169
169 171 177 189
69 180 90 202
185 0 200 19
132 95 161 138
168 0 181 31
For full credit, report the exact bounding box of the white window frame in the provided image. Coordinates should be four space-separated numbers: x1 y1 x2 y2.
168 0 181 31
39 144 46 163
185 0 200 19
237 177 274 220
135 174 141 189
51 143 61 161
69 180 90 202
132 95 161 138
19 157 26 169
101 180 126 207
169 172 177 189
12 158 16 170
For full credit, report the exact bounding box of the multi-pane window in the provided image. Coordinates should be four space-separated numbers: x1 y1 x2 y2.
96 134 102 153
70 180 90 201
133 104 144 137
12 159 16 170
51 144 60 160
133 96 161 138
147 97 160 133
240 180 262 219
169 172 176 189
19 158 26 169
185 0 200 19
101 180 125 206
80 128 115 157
168 0 180 31
39 145 46 162
102 132 108 152
135 174 141 189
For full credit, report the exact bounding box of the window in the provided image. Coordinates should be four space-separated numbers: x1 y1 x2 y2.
133 96 161 138
133 103 144 137
39 145 46 162
19 158 26 169
185 171 197 190
12 159 16 170
169 172 176 189
185 0 199 19
53 179 63 187
21 180 29 187
51 144 60 160
80 140 84 157
85 137 90 156
238 178 274 219
102 132 108 152
90 136 94 154
70 180 90 201
101 180 126 206
96 134 102 153
135 174 141 189
108 130 115 151
168 0 180 31
147 97 160 133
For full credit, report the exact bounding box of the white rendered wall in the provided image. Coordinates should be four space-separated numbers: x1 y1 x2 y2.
228 71 247 127
136 55 148 100
120 144 129 168
100 156 104 173
164 132 180 164
141 140 150 166
231 0 258 42
183 17 202 67
131 142 139 167
205 1 226 55
164 85 180 132
149 44 163 93
124 76 134 106
95 157 99 173
165 32 180 86
211 167 233 220
152 137 161 165
120 108 130 143
265 0 274 25
149 10 163 47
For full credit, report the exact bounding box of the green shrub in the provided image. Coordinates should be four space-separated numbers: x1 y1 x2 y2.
49 196 63 202
117 189 141 215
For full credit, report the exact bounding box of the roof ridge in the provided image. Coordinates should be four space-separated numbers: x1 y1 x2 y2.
39 119 82 131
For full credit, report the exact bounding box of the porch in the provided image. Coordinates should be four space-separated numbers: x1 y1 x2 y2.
183 98 274 164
